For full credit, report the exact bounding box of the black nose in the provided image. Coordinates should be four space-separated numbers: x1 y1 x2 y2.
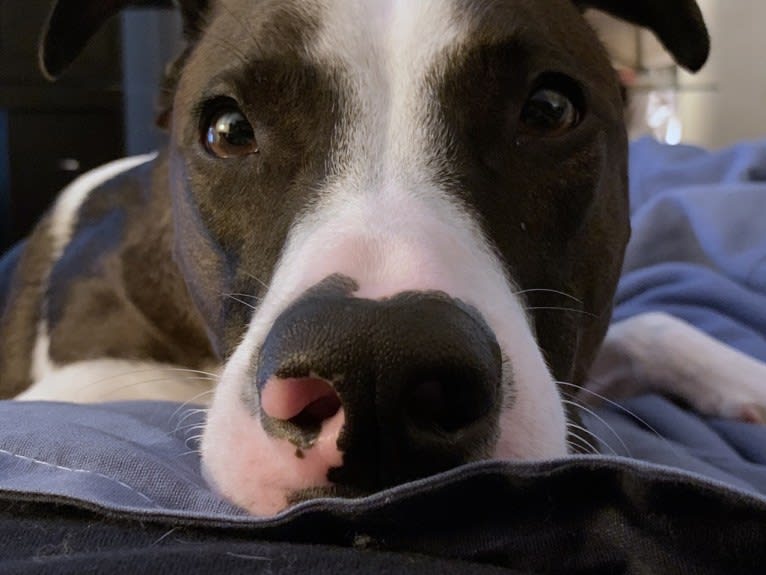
255 276 503 492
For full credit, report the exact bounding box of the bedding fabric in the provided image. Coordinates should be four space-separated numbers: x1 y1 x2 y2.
1 137 766 573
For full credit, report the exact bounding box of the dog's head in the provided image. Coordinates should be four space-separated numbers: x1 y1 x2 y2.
41 0 708 515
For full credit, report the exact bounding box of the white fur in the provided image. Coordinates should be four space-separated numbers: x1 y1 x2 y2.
48 155 157 255
201 0 567 515
31 154 158 383
590 312 766 422
19 359 215 404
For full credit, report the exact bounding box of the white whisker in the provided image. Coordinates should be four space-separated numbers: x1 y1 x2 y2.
558 380 685 462
175 425 207 439
88 375 214 402
168 388 217 424
176 449 203 458
224 292 262 301
171 411 209 434
566 421 616 456
166 367 221 379
565 430 599 455
61 368 214 401
242 271 270 291
225 294 258 311
185 434 205 450
54 367 213 394
525 306 598 319
513 288 583 304
562 398 631 457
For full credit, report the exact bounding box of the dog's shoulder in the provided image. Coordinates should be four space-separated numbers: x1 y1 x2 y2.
0 153 201 395
0 241 24 315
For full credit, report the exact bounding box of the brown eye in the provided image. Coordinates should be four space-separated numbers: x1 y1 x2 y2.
520 87 580 136
203 104 258 158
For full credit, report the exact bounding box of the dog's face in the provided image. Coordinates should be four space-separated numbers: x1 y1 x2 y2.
176 0 629 515
42 0 708 515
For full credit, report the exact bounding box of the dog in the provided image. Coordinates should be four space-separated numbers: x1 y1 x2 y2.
1 0 748 517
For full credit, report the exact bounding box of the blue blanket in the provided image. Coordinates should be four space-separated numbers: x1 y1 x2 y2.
615 137 766 361
2 138 766 572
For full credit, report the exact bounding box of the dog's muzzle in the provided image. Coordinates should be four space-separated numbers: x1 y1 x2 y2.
255 278 504 494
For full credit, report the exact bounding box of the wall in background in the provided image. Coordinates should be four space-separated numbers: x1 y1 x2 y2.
677 0 766 148
0 0 124 252
591 0 766 149
0 2 180 253
121 8 182 155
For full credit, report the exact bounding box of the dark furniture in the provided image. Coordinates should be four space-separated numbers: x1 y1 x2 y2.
0 1 124 253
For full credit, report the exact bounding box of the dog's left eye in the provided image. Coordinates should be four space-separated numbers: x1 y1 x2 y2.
203 103 259 158
520 84 581 136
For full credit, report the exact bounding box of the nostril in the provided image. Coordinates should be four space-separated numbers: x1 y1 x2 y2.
260 376 342 434
407 375 490 433
408 379 450 430
289 392 342 432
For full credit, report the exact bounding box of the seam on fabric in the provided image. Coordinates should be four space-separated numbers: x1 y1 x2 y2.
0 448 157 507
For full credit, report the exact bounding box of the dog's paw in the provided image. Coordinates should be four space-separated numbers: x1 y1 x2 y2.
590 312 766 426
738 404 766 424
717 401 766 425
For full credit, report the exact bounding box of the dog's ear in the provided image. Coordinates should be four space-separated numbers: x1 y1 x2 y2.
39 0 210 80
575 0 710 72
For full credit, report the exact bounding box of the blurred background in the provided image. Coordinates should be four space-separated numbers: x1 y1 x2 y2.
0 0 765 254
0 0 179 253
588 0 766 149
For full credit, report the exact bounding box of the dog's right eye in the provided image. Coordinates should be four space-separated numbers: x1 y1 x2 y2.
202 102 259 158
519 75 584 137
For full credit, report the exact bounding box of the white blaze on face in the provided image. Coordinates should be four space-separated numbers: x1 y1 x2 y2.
201 0 568 516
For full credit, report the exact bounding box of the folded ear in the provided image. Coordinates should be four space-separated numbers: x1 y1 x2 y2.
39 0 209 80
576 0 710 72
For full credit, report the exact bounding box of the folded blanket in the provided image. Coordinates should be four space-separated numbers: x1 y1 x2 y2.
0 399 765 574
615 137 766 362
